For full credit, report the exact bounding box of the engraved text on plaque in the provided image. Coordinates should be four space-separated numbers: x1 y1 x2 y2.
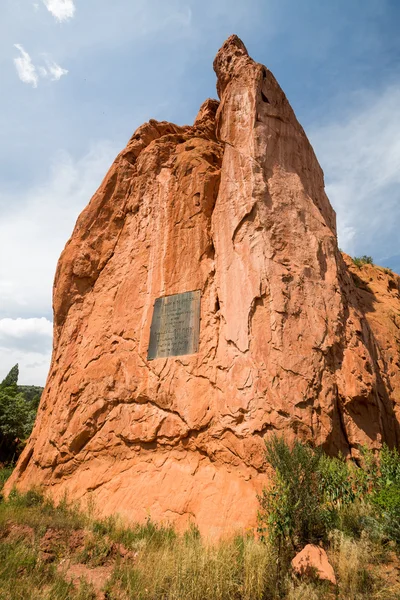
147 290 201 360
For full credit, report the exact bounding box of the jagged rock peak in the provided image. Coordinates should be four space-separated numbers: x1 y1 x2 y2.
214 34 252 97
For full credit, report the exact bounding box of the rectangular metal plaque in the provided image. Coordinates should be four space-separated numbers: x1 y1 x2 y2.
147 291 201 360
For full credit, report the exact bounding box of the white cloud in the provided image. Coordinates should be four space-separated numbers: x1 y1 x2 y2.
0 347 51 386
0 318 53 386
13 45 68 87
0 317 53 345
44 57 68 81
309 85 400 260
0 141 119 323
42 0 75 22
0 142 118 385
13 44 39 88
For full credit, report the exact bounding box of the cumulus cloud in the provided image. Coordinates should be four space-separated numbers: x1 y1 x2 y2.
0 318 53 386
0 141 119 324
0 347 51 386
13 44 39 88
0 318 52 353
42 0 75 22
13 45 68 87
0 142 118 385
309 85 400 263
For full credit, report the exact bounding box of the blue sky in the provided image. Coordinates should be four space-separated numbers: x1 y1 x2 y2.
0 0 399 384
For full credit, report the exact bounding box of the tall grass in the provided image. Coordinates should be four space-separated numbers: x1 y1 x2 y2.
0 465 13 493
106 534 278 600
2 439 400 600
0 482 283 600
0 537 97 600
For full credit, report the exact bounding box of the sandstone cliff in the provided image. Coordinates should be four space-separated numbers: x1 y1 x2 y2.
6 36 400 536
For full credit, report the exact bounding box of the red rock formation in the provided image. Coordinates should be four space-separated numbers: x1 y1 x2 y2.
6 36 400 536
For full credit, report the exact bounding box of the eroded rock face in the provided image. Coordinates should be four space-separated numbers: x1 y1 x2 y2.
6 36 400 536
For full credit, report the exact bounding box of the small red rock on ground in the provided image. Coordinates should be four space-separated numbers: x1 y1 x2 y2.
2 524 35 543
39 527 87 562
292 544 337 585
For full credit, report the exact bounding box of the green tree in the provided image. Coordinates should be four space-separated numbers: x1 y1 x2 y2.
0 365 39 463
0 364 19 390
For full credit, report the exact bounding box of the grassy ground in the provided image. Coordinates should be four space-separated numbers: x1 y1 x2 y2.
1 468 400 599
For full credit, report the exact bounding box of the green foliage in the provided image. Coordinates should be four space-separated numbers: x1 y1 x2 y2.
257 436 328 550
370 445 400 546
378 444 400 487
318 453 356 508
352 255 374 267
17 385 43 409
0 390 36 438
7 487 45 508
0 364 19 389
336 501 381 541
258 438 400 555
0 465 13 498
372 485 400 545
0 364 41 463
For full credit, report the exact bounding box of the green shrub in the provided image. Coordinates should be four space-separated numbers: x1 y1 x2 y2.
352 255 374 267
318 453 356 508
335 500 384 546
257 438 399 551
372 485 400 545
378 444 400 487
258 436 400 560
369 445 400 546
257 436 328 550
7 487 45 508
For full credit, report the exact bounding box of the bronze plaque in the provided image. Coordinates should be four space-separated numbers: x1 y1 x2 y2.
147 291 201 360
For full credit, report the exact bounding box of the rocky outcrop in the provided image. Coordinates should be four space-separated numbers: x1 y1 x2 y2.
292 544 337 585
6 36 400 536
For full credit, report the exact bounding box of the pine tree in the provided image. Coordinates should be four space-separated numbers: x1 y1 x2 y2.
0 364 19 390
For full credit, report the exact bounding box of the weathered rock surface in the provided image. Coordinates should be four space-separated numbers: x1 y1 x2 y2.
292 544 337 585
6 36 400 536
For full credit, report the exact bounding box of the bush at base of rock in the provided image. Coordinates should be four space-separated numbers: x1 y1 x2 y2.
258 436 400 551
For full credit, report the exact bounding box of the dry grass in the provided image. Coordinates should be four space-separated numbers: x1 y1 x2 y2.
0 485 282 600
330 530 371 598
1 477 400 599
329 530 400 600
286 580 330 600
105 534 279 600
